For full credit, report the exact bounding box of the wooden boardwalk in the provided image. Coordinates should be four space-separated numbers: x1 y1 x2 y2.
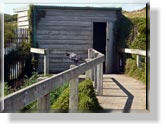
97 74 146 113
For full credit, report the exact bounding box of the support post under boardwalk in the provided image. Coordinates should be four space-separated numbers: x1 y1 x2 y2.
44 50 49 76
38 93 50 112
137 55 141 68
69 65 78 113
97 63 103 96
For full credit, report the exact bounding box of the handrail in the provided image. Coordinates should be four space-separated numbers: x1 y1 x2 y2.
119 48 147 68
3 48 105 112
119 48 146 56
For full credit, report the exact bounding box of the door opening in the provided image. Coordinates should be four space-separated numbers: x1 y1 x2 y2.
93 22 107 73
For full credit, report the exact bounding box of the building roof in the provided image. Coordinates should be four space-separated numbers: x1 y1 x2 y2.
34 5 122 11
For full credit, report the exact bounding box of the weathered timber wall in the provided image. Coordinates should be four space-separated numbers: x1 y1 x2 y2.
35 7 119 73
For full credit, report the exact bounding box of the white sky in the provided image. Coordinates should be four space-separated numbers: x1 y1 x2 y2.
2 0 149 15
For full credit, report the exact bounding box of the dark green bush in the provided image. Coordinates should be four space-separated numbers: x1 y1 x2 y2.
51 79 102 112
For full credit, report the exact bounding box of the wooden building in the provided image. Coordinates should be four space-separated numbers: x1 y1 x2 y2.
16 5 122 74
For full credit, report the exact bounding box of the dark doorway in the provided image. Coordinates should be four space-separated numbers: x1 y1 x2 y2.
93 22 107 72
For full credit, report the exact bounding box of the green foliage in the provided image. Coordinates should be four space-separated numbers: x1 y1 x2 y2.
51 79 102 112
116 15 133 48
18 40 31 57
118 9 146 83
4 14 17 46
28 5 34 47
125 59 146 83
21 79 67 112
4 23 16 45
127 17 146 50
4 14 17 23
23 72 39 87
50 83 69 105
4 82 11 96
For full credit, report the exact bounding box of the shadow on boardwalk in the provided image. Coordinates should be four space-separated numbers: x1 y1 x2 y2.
97 74 146 113
112 78 134 113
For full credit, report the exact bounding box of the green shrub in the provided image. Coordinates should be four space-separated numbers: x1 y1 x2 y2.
21 81 68 112
50 83 68 105
125 59 146 83
118 10 146 83
51 79 102 112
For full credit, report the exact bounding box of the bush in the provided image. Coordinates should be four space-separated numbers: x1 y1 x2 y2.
51 79 102 112
118 9 146 83
50 83 68 105
125 58 146 83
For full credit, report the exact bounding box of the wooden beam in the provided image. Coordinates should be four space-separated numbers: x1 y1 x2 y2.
137 55 141 68
69 65 78 113
37 93 50 112
119 48 146 56
44 53 49 75
97 63 103 96
30 48 46 55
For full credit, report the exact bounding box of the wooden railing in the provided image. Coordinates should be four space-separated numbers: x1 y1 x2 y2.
3 48 104 112
119 48 146 68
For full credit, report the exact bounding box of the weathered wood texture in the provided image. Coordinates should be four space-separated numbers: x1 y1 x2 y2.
30 48 47 54
69 65 79 112
37 94 50 112
119 48 146 68
120 48 146 56
3 49 104 112
17 10 29 29
136 55 141 68
35 7 119 73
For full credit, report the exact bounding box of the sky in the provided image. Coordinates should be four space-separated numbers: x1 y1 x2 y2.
2 0 149 15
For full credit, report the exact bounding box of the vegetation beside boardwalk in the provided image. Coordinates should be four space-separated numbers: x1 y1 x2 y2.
20 79 102 113
117 8 147 83
51 79 102 113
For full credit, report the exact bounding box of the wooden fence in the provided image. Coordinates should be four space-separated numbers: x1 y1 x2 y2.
4 28 30 82
119 48 146 68
3 48 105 112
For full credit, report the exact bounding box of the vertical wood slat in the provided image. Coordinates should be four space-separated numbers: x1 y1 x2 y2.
44 50 49 76
69 64 79 113
37 93 50 112
85 48 93 80
93 53 98 88
137 55 141 68
97 63 103 96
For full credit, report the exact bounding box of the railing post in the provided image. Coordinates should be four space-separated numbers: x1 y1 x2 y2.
136 55 141 68
94 53 98 88
97 63 103 96
85 59 93 80
38 93 50 112
85 48 93 80
69 64 79 113
44 49 49 76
